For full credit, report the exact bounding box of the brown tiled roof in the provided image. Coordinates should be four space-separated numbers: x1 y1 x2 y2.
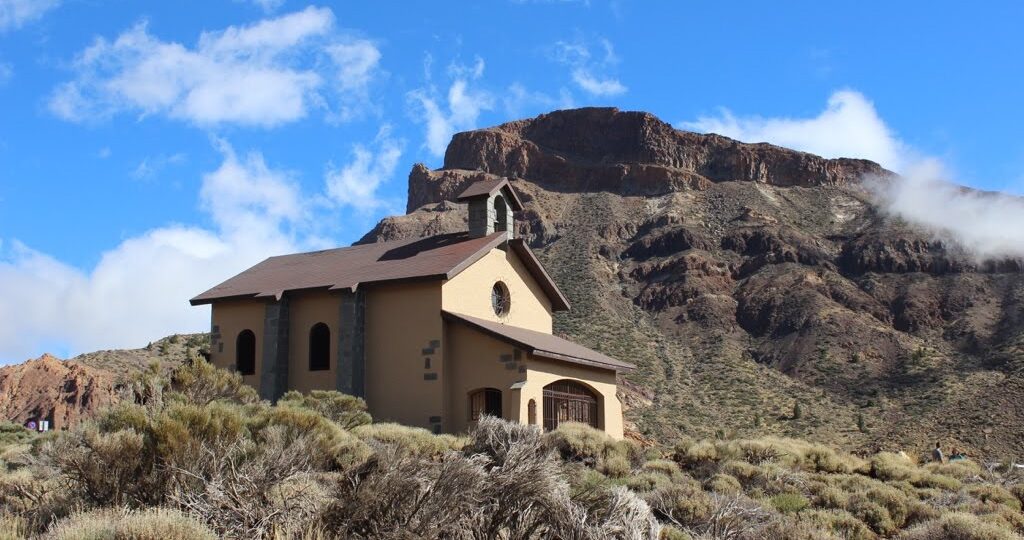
455 178 525 211
442 311 634 372
191 232 507 305
191 232 573 310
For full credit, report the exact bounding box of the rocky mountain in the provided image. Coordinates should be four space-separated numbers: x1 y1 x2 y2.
362 107 1024 458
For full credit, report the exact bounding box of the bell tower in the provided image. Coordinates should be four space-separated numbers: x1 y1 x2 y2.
455 178 524 240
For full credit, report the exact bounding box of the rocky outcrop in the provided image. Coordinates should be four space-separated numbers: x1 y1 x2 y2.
406 108 890 211
0 354 120 430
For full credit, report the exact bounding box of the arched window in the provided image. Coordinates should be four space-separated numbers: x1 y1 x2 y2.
542 380 599 431
528 399 537 425
309 323 330 371
493 194 508 233
469 388 502 421
236 330 256 375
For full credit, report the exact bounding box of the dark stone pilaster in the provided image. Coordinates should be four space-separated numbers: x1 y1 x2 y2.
338 289 365 397
259 296 290 402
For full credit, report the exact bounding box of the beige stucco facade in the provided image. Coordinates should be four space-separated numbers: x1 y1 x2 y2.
205 245 627 439
442 247 553 333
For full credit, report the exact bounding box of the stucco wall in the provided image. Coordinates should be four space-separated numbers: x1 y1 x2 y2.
444 321 530 434
364 281 445 430
287 290 341 394
444 320 625 439
209 299 266 389
522 357 624 440
442 248 553 333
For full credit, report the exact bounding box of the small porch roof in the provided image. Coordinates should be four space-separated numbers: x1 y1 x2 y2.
442 311 634 372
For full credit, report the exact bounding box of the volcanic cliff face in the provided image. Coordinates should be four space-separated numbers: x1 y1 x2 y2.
0 354 119 430
0 335 202 430
365 107 1024 457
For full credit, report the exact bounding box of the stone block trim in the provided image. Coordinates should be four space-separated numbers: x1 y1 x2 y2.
259 297 290 402
338 289 366 397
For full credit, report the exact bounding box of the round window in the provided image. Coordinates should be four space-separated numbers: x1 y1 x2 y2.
491 281 510 316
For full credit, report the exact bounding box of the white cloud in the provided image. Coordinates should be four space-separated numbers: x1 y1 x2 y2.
325 128 403 212
870 160 1024 262
0 0 59 31
244 0 285 13
550 36 626 97
503 83 574 117
408 58 494 157
49 7 382 127
0 141 314 363
571 68 626 96
681 90 1024 263
0 61 10 85
681 90 910 171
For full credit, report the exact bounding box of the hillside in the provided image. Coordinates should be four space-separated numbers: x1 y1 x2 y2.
360 107 1024 458
0 334 204 429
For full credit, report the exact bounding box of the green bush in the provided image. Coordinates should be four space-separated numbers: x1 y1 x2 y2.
913 472 961 491
770 492 810 513
278 390 372 429
673 439 717 466
601 454 631 478
168 358 258 405
658 524 692 540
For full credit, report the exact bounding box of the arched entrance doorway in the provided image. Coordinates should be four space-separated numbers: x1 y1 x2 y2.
542 380 599 430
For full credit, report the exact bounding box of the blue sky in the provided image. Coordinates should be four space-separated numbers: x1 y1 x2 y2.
1 0 1023 362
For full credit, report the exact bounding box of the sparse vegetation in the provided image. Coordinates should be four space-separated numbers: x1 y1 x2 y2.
2 361 1023 538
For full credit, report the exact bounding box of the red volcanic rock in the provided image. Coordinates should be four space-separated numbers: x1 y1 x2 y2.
0 354 121 430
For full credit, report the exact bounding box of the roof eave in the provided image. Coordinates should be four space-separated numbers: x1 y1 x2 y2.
508 239 571 311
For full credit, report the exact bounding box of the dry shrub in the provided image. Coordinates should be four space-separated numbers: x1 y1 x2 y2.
545 421 615 464
870 453 919 483
913 472 962 491
720 460 763 488
327 416 659 539
643 459 682 478
799 509 877 540
41 425 156 507
625 472 674 493
863 486 910 529
352 422 460 458
926 459 983 480
674 440 718 467
899 511 1020 540
847 492 897 536
700 493 773 539
278 390 372 429
168 358 258 405
706 474 742 495
0 514 27 540
645 479 713 528
45 507 216 540
968 485 1023 512
1012 485 1024 509
658 525 691 539
807 482 849 509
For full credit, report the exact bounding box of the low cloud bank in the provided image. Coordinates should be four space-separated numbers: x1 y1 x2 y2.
869 160 1024 262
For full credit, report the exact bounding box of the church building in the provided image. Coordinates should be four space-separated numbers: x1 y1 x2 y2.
191 179 632 438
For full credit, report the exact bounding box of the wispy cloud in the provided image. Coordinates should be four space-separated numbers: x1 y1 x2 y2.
0 0 59 32
240 0 286 13
408 56 494 157
325 127 403 212
550 37 627 97
131 153 187 181
49 7 382 127
680 90 910 171
0 61 11 85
